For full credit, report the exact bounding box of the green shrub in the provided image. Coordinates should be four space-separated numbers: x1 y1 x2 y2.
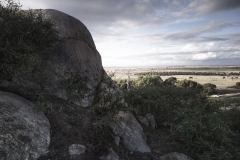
125 84 204 124
171 99 239 160
203 83 217 95
177 79 203 90
0 0 61 79
135 75 163 87
164 77 177 86
236 82 240 89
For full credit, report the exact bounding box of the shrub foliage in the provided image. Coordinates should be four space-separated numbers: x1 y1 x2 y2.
0 0 61 79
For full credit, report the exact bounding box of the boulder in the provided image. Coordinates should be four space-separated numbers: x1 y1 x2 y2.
145 113 157 129
111 111 151 153
158 152 193 160
137 115 149 127
0 91 50 160
1 9 103 107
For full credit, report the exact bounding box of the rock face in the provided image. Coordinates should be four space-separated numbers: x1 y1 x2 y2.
0 91 50 160
111 111 151 153
33 9 103 107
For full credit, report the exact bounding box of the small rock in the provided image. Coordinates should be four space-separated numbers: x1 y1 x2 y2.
145 113 157 129
137 115 149 126
99 148 119 160
69 144 86 156
114 136 120 146
158 152 193 160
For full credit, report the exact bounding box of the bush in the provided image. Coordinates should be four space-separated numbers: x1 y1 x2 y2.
177 79 203 90
164 77 177 86
0 0 61 79
203 83 217 95
172 99 238 160
135 75 163 87
236 82 240 89
125 75 239 159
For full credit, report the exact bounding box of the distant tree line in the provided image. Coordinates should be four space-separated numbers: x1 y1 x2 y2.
134 71 240 76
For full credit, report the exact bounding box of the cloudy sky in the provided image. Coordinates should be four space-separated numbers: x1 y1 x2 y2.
20 0 240 67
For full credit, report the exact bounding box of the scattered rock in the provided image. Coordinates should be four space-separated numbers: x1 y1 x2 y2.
0 91 50 160
69 144 86 156
145 113 157 129
137 115 149 126
111 111 151 153
158 152 193 160
99 148 119 160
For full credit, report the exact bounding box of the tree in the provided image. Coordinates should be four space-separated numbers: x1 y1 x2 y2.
135 75 163 87
164 77 177 86
0 0 61 80
177 79 203 90
203 83 217 95
123 69 134 90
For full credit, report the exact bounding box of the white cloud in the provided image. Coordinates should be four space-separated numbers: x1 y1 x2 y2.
192 52 217 60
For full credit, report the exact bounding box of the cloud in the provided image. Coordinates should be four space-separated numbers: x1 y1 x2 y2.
18 0 240 66
136 20 234 44
188 0 240 15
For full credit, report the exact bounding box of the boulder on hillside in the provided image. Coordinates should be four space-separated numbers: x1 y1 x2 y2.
0 91 50 160
111 111 151 153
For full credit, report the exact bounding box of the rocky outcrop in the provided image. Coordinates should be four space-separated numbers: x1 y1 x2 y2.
0 9 151 156
111 111 151 153
0 91 50 160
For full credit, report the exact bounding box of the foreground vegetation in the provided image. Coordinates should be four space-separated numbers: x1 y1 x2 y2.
116 76 240 159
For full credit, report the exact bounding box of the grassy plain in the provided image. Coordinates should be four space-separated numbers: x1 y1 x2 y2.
105 65 240 107
105 65 240 89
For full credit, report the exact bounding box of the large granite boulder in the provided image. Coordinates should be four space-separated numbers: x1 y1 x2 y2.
0 9 103 107
0 9 151 154
0 91 50 160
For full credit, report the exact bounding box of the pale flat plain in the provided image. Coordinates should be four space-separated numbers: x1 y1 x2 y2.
104 65 240 89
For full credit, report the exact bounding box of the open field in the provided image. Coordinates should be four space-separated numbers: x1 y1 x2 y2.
105 65 240 106
104 65 240 89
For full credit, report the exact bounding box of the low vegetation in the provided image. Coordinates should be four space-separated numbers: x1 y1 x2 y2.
116 75 240 160
228 82 240 89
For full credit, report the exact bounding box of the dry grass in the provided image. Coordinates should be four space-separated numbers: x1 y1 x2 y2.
105 66 240 89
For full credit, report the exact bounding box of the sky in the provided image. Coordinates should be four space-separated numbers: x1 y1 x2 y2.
19 0 240 67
